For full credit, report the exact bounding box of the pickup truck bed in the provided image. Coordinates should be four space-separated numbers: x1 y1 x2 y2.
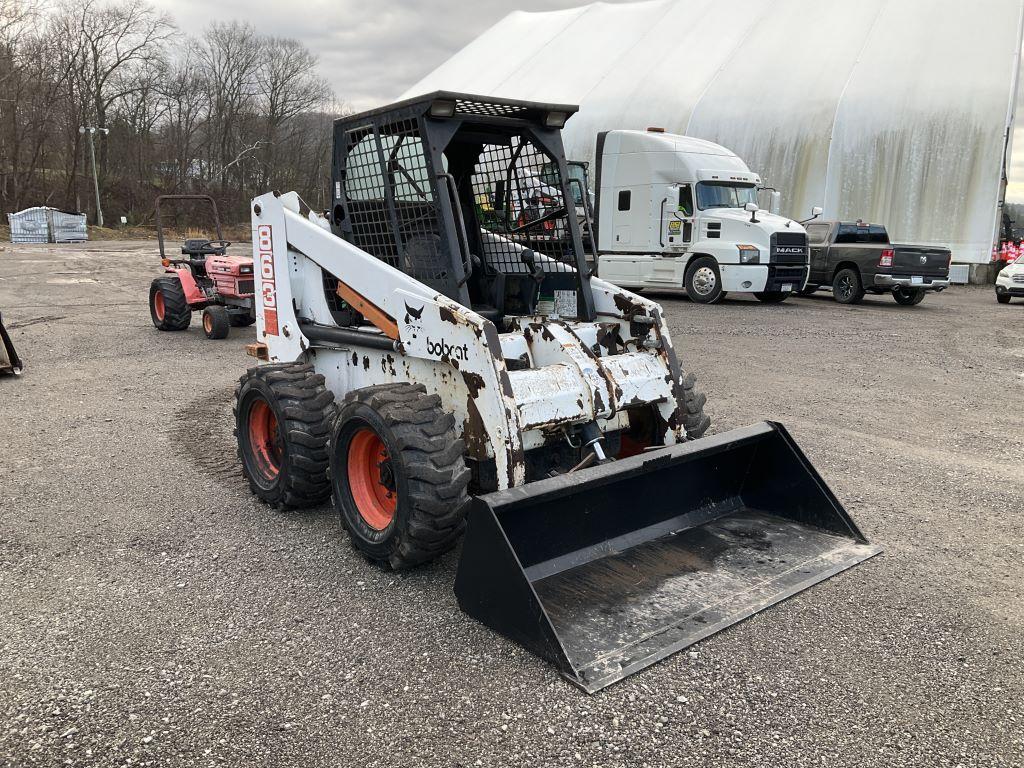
802 221 950 305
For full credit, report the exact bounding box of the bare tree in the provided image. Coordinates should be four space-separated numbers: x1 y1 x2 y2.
0 0 341 223
255 36 331 188
52 0 173 175
196 21 260 191
157 44 207 188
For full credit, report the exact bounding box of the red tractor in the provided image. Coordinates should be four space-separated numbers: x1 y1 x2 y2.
147 195 256 339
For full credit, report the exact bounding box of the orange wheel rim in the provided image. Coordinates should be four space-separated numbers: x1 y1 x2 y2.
203 313 212 333
347 428 397 530
154 291 165 321
248 399 282 480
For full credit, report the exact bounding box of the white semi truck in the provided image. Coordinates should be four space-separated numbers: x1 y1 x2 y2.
593 129 815 304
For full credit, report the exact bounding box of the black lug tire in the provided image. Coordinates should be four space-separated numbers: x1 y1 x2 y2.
832 268 865 304
235 363 335 509
229 312 256 327
685 256 724 304
681 371 711 439
996 293 1011 304
203 306 231 339
149 277 191 331
799 284 820 296
331 383 471 570
893 288 926 306
754 291 789 303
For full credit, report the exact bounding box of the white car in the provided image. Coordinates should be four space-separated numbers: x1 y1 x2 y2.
995 253 1024 304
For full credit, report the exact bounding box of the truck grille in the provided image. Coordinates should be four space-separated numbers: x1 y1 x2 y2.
765 264 808 291
1014 274 1024 284
769 232 808 264
238 279 255 295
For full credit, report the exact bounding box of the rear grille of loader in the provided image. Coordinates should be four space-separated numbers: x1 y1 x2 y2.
238 279 255 295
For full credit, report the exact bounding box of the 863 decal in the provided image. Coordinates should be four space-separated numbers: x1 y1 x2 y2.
257 224 278 335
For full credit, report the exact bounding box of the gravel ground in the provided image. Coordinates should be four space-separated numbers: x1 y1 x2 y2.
1 240 1022 768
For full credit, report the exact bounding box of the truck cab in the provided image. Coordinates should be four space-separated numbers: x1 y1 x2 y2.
594 129 809 304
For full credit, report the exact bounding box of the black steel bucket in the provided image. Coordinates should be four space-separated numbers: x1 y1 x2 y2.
454 421 880 693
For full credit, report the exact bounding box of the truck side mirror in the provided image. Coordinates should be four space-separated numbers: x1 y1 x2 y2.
799 206 824 225
744 202 759 212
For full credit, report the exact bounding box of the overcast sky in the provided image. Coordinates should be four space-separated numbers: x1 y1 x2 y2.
148 0 623 112
150 0 1024 203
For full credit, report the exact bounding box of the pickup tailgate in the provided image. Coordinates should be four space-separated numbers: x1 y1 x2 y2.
892 246 949 277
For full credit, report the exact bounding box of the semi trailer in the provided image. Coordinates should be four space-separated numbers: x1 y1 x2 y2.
593 129 813 304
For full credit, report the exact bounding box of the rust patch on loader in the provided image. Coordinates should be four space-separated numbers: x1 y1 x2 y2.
462 371 486 399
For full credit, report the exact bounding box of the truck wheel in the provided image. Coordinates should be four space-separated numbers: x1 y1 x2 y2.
685 257 724 304
893 288 926 306
996 293 1011 304
832 268 865 304
229 311 256 327
202 306 231 339
235 363 335 509
754 291 789 303
331 383 471 570
149 277 191 331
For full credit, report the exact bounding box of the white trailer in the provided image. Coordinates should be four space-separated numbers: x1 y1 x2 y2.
594 129 815 303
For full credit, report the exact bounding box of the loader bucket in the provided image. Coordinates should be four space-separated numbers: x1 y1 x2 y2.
0 311 23 376
454 421 880 693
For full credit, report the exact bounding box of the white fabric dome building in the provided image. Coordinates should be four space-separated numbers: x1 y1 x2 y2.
403 0 1024 265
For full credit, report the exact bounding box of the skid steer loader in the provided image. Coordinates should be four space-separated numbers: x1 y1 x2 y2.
234 93 879 692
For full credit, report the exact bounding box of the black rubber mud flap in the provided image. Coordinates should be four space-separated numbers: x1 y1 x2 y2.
0 311 24 375
454 422 881 693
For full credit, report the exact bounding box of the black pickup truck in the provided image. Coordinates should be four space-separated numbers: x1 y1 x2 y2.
801 221 950 305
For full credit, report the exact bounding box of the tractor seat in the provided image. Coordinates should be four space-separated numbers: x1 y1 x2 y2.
182 239 227 257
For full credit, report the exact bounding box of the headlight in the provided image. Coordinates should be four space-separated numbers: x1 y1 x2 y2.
240 265 253 274
737 244 760 264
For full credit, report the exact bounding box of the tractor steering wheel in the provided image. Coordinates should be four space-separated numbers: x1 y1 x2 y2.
202 239 232 252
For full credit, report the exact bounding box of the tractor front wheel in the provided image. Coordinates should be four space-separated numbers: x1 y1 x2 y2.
203 306 230 339
149 277 191 331
235 363 335 509
331 384 471 569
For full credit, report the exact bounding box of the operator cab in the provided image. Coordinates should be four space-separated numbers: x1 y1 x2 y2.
329 92 595 326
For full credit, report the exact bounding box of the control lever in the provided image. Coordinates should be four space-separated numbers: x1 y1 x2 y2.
520 250 545 286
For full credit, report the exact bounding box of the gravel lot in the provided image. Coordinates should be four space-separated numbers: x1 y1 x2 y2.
1 240 1022 768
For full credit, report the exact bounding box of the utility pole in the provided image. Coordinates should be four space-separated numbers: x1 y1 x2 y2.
79 126 109 227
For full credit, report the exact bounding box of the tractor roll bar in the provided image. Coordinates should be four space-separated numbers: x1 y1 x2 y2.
155 195 224 259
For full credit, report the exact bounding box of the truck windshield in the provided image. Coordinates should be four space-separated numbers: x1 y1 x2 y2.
539 161 588 206
695 182 757 210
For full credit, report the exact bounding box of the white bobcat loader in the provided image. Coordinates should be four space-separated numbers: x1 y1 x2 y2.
235 93 878 692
